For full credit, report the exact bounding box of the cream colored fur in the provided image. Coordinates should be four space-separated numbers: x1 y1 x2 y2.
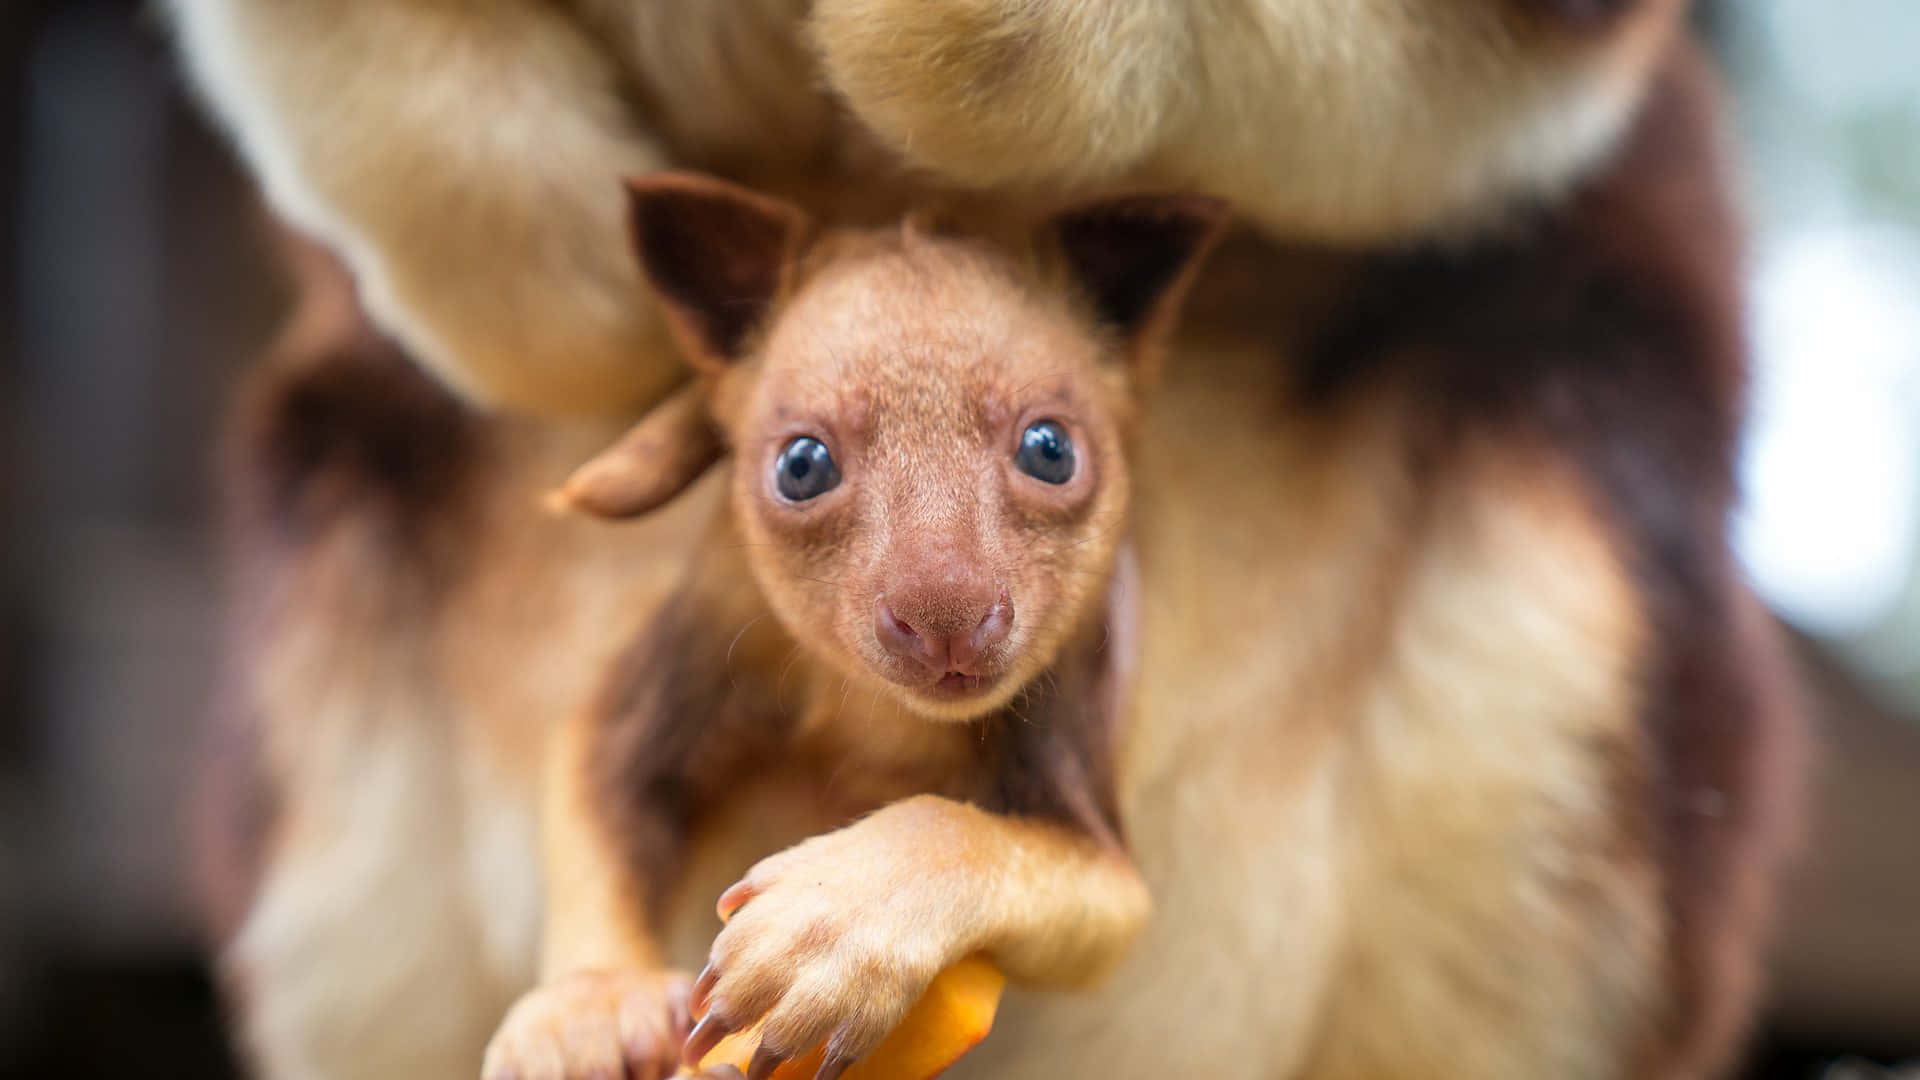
224 411 723 1080
231 556 524 1080
167 0 676 415
168 0 1680 414
815 0 1686 244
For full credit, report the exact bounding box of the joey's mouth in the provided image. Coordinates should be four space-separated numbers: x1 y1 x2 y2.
934 671 989 695
871 660 1009 708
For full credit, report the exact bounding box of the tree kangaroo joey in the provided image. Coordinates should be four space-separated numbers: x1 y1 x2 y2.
487 173 1228 1080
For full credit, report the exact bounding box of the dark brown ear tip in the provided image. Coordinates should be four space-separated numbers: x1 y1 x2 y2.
622 172 807 248
620 173 812 368
623 169 749 199
1052 192 1231 335
621 171 811 230
622 171 697 214
1050 193 1234 270
1160 194 1233 247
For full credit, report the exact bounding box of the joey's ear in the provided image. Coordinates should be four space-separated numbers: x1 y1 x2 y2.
625 172 810 372
549 382 725 519
1051 194 1228 352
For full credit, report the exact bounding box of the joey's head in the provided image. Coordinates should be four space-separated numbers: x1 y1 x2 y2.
567 173 1223 721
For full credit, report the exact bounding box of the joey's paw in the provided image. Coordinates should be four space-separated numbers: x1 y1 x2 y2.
482 968 692 1080
684 839 968 1078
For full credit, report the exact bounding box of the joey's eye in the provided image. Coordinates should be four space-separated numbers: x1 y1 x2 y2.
773 437 841 502
1015 421 1075 485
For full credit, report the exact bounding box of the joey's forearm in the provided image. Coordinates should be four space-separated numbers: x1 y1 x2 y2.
537 825 668 979
490 707 692 1080
969 809 1150 988
694 794 1149 1066
858 795 1150 988
537 709 670 979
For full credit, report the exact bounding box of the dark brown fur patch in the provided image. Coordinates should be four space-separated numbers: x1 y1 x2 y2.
1300 41 1804 1078
589 566 791 920
207 299 488 949
226 331 484 561
972 620 1124 849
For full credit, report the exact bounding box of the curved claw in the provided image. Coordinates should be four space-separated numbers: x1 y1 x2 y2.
747 1045 787 1080
691 963 721 1016
813 1053 854 1080
684 1013 737 1069
716 879 756 922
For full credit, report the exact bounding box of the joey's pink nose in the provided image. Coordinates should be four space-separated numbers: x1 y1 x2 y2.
874 589 1013 676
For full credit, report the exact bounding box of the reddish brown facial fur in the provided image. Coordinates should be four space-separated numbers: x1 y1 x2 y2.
572 175 1225 723
729 242 1129 719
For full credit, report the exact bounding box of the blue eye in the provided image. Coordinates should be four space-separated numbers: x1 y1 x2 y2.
773 437 841 501
1015 421 1075 484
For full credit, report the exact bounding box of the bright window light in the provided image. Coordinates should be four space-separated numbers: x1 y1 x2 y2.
1736 224 1920 636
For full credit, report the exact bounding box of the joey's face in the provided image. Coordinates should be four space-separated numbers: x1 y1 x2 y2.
727 242 1132 722
588 175 1219 720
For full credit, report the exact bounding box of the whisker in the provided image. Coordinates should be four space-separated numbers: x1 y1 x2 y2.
776 644 806 713
1010 370 1076 400
725 614 768 669
1060 519 1128 552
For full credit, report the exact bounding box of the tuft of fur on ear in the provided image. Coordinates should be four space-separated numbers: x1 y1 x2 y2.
1051 194 1228 360
625 172 811 372
551 381 724 519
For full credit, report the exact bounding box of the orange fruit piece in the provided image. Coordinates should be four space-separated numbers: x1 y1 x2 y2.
687 955 1004 1080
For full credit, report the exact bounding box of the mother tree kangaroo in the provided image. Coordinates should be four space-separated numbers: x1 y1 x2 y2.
170 2 1804 1078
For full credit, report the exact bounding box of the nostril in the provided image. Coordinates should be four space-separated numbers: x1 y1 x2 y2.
875 601 937 666
945 594 1012 674
972 592 1014 651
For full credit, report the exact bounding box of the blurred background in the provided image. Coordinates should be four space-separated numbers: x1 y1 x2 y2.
1 1 1915 1076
